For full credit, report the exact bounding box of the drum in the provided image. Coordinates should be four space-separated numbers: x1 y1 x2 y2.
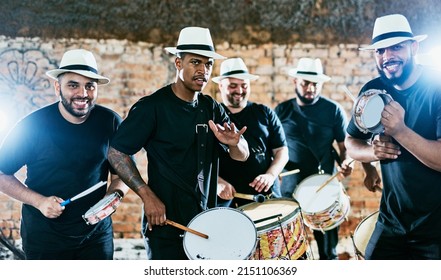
353 89 393 134
183 207 258 260
352 211 379 259
293 174 350 232
238 198 308 260
82 192 122 225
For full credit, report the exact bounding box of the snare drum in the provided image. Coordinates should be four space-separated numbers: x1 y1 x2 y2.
238 198 308 260
82 192 122 225
293 174 350 232
183 207 258 260
353 89 393 134
352 211 379 259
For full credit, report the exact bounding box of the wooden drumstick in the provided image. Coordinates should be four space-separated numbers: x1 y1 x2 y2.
278 169 300 178
234 193 266 203
315 172 341 193
315 159 355 193
165 219 209 239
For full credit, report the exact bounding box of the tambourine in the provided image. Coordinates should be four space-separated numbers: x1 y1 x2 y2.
82 192 122 225
352 89 393 134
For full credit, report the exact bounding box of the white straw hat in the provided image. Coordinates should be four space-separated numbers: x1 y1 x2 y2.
165 26 226 59
212 58 259 83
288 58 331 83
46 49 109 85
359 14 427 51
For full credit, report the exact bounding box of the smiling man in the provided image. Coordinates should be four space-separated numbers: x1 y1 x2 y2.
0 49 129 259
345 14 441 259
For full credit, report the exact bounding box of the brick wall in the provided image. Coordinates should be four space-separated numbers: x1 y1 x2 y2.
0 37 381 249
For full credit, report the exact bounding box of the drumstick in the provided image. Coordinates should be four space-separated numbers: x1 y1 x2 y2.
165 219 209 239
234 193 266 203
60 181 107 206
315 159 355 193
278 169 300 178
342 85 356 102
315 172 341 193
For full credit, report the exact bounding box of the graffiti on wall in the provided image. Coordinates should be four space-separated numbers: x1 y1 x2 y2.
0 48 58 137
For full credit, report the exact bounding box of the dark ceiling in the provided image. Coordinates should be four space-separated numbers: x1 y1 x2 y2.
1 0 440 48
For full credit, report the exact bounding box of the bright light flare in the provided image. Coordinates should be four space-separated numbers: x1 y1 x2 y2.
416 46 441 71
0 110 8 132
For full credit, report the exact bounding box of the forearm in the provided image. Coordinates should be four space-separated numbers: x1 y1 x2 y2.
266 146 289 177
0 173 45 208
345 135 377 163
228 137 249 161
107 146 148 194
393 127 441 172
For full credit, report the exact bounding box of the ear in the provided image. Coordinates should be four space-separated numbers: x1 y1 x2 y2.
54 80 61 97
175 57 182 70
410 40 419 56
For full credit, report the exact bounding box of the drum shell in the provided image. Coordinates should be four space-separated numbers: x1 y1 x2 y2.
238 198 308 260
293 174 351 231
82 192 122 225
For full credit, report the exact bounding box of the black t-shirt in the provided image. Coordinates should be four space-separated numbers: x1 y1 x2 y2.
110 84 230 238
0 103 122 251
275 96 347 183
218 102 286 204
347 69 441 237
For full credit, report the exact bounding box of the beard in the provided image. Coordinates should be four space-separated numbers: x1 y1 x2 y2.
378 59 415 87
295 88 319 105
60 90 95 118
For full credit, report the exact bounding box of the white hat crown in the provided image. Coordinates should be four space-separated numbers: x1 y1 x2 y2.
46 49 109 85
212 58 259 83
165 27 226 59
360 14 427 50
288 57 331 83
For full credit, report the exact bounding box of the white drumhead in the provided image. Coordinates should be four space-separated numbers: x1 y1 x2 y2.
183 208 257 260
239 198 299 232
293 174 342 213
361 95 384 129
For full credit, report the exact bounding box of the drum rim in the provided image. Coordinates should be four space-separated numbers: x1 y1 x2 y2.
238 198 301 232
183 207 258 260
293 173 342 213
84 192 121 215
353 210 380 257
352 89 392 134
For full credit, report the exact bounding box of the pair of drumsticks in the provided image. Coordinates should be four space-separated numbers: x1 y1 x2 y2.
167 169 301 239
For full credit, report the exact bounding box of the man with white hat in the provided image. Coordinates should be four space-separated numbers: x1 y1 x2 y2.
275 57 353 260
0 49 129 259
346 14 441 260
107 27 249 260
213 57 288 210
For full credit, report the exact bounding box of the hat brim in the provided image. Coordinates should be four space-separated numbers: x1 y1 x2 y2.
288 69 331 83
46 69 110 85
165 47 226 60
212 73 259 84
359 34 427 50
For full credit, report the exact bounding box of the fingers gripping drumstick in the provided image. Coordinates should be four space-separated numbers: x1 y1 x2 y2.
165 219 209 239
